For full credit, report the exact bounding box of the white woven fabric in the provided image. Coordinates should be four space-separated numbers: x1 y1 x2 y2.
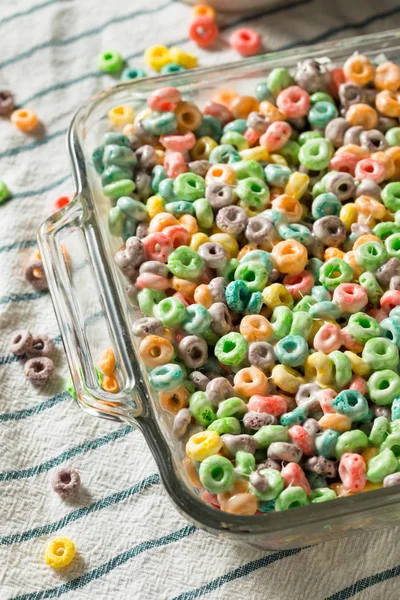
2 1 400 598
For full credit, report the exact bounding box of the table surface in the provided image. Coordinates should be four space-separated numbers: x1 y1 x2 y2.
2 1 400 598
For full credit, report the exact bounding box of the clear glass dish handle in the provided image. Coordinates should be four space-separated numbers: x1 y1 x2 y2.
38 194 144 424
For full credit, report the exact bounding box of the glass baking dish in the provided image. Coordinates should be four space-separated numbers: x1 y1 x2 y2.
38 28 400 550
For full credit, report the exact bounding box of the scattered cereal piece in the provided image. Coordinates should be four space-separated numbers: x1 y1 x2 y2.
0 90 14 116
24 258 48 291
45 537 76 569
10 330 32 355
24 357 54 386
229 28 262 57
10 108 39 132
52 468 81 498
98 50 123 73
189 16 219 48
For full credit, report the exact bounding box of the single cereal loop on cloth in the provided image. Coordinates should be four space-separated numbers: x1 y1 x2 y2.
11 108 39 132
24 357 54 386
189 16 219 48
52 468 81 499
230 28 261 57
24 259 48 290
0 90 14 115
45 537 76 569
10 330 32 355
27 334 54 357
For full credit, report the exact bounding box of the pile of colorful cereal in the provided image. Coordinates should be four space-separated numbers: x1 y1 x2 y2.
92 51 400 514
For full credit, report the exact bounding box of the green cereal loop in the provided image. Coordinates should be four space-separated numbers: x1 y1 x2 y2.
92 146 104 174
108 206 125 237
319 258 353 290
209 144 240 165
253 425 289 449
151 165 167 193
98 50 123 73
226 280 251 312
235 451 256 476
329 351 352 389
289 311 313 339
271 306 293 340
149 363 184 391
368 369 400 405
311 193 341 220
382 182 400 212
367 448 398 483
182 304 211 335
369 416 389 446
255 82 273 102
315 429 340 459
117 196 148 221
241 250 273 274
309 301 341 320
312 179 326 199
218 258 239 282
159 178 178 202
298 138 332 170
102 132 131 147
193 198 214 228
168 246 204 281
310 488 337 503
208 417 241 435
275 486 309 511
308 101 338 129
307 258 323 283
249 468 284 501
217 397 248 419
392 399 400 421
154 297 186 327
267 67 294 96
234 262 268 293
292 295 317 313
279 140 300 166
223 119 248 135
214 332 248 366
278 223 311 245
244 291 263 315
173 172 205 202
220 131 249 151
165 201 195 217
385 127 400 146
199 455 236 494
121 66 147 80
236 177 270 210
298 130 323 146
195 115 222 140
380 432 400 457
311 286 331 302
231 159 265 180
362 337 399 371
373 221 399 241
264 164 291 187
189 391 216 426
101 165 132 186
142 111 178 136
347 313 380 344
137 289 166 317
275 335 308 368
103 144 137 168
385 233 400 260
103 179 135 202
358 272 383 306
310 92 335 105
123 219 136 242
335 430 369 459
67 378 77 400
355 241 388 272
331 389 369 422
280 407 307 427
202 327 220 346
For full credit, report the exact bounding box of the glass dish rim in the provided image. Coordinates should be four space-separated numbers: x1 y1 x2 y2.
43 27 400 541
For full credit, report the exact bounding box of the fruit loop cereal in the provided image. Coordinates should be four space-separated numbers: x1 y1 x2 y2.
92 52 400 515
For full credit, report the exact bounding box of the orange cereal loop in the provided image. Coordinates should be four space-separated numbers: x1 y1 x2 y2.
212 89 239 109
171 277 197 297
343 54 375 86
271 194 302 223
159 385 189 415
179 214 198 235
259 100 285 121
375 90 400 118
192 3 216 19
386 146 400 178
343 251 364 279
102 375 119 394
99 348 116 377
240 314 273 342
352 234 382 250
194 284 213 308
336 144 370 159
11 108 39 132
324 247 345 261
355 196 386 220
345 103 378 130
234 366 269 397
205 164 236 185
370 151 395 180
374 61 400 91
175 101 203 132
220 493 258 515
148 212 179 233
183 456 203 488
319 413 352 432
237 244 257 260
139 335 174 368
231 95 259 119
271 240 308 275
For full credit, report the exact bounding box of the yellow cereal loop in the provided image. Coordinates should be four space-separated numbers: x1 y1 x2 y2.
239 147 270 162
147 195 165 218
186 430 222 461
45 537 76 569
144 45 171 71
108 105 134 127
344 351 371 378
262 284 294 310
190 232 209 251
305 352 333 387
340 203 357 231
284 172 309 200
209 233 239 258
319 413 352 432
271 364 305 394
270 153 288 166
169 46 198 69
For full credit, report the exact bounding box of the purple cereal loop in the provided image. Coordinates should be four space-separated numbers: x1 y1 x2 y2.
189 371 210 391
10 330 32 355
208 277 226 303
198 242 227 270
376 257 400 288
132 317 163 337
383 472 400 487
52 467 81 498
216 205 248 236
172 408 192 439
206 376 234 405
125 236 146 267
324 117 350 148
313 216 346 247
243 411 277 430
248 341 276 370
359 129 388 152
114 250 139 282
0 90 14 116
136 222 149 239
27 334 54 357
178 335 208 369
390 276 400 291
24 357 54 386
249 471 269 492
206 183 235 210
257 459 282 472
355 179 382 200
126 282 138 306
209 302 232 336
139 261 169 277
267 442 303 463
247 112 269 133
24 259 48 291
294 59 331 94
188 160 210 178
305 456 338 478
343 125 364 146
221 433 257 456
135 145 158 171
339 82 365 108
245 216 274 245
135 171 152 199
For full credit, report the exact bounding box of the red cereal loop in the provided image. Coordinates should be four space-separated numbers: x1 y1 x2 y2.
229 28 261 57
189 16 219 48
